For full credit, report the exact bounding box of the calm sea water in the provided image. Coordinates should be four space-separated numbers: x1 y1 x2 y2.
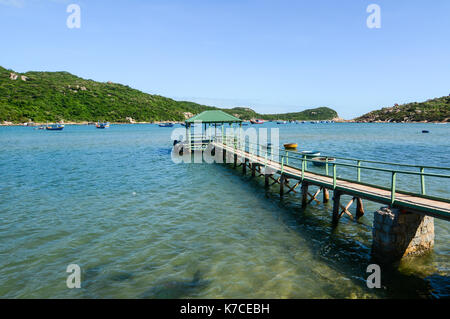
0 123 448 299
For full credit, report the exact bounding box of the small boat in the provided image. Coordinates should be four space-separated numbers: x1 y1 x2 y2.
250 119 265 125
159 123 174 127
46 123 64 131
422 130 430 134
277 121 288 124
284 143 298 149
312 157 336 167
96 121 110 129
262 143 272 150
300 150 321 158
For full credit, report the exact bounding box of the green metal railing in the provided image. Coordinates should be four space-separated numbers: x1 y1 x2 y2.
214 136 450 205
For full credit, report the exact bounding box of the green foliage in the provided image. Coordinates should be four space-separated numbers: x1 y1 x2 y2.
0 66 338 123
355 96 450 122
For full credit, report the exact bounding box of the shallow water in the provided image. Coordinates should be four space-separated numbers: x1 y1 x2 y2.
0 123 448 298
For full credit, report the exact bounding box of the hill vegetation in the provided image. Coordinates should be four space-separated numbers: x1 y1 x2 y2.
0 66 338 123
355 96 450 123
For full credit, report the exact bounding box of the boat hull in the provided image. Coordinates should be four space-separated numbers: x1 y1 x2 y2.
312 157 336 167
284 143 298 149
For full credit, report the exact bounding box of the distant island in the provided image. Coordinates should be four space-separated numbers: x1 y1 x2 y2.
0 66 338 124
354 96 450 123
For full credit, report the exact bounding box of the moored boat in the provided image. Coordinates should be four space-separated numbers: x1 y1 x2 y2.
300 150 321 158
284 143 298 149
46 123 64 131
312 157 336 167
250 119 265 124
96 121 110 129
159 122 174 127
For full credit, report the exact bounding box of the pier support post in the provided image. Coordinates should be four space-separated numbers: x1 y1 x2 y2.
332 190 342 224
251 163 256 177
265 174 270 188
223 149 226 164
356 198 364 219
243 158 247 175
323 188 330 203
301 182 309 208
234 154 237 168
372 207 435 263
280 174 285 198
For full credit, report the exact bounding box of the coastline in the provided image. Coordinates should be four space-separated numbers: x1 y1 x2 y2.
1 120 448 126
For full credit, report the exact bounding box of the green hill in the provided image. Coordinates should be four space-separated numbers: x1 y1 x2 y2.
355 96 450 123
0 66 338 123
260 107 338 121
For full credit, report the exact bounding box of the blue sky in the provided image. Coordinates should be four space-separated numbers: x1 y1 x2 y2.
1 0 449 118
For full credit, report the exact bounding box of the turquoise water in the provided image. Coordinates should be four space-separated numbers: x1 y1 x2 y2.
0 123 448 298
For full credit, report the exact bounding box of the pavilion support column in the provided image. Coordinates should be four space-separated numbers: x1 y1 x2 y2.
280 174 285 198
332 190 342 224
301 182 309 208
356 198 365 219
323 188 330 203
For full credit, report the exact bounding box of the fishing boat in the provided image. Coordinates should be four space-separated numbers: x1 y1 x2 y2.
250 119 265 125
46 123 64 131
96 121 110 129
284 143 298 149
312 157 336 167
277 121 288 124
300 150 321 158
159 122 174 127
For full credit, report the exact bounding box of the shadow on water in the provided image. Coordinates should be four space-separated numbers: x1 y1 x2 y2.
221 163 444 298
140 270 211 299
80 263 137 298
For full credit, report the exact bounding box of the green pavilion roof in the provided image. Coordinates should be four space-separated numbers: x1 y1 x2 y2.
185 110 243 124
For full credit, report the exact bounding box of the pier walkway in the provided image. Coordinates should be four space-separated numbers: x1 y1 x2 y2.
180 110 449 260
211 140 450 222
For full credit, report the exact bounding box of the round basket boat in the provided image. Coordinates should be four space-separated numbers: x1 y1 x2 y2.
284 143 298 150
312 157 336 167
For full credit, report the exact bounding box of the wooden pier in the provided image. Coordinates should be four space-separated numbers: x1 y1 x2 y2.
180 111 450 261
212 141 450 222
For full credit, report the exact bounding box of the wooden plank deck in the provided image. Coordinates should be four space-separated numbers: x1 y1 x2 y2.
213 142 450 221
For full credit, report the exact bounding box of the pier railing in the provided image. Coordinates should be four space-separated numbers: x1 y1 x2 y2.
214 135 450 205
